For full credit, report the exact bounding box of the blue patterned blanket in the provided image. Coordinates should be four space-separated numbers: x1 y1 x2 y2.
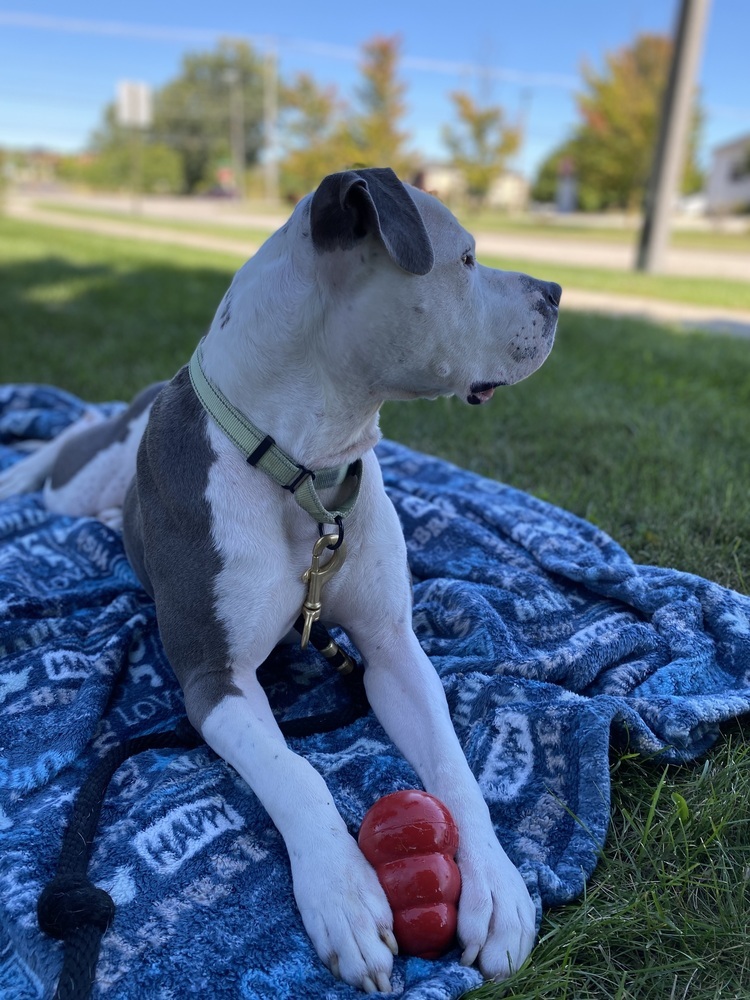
1 384 749 1000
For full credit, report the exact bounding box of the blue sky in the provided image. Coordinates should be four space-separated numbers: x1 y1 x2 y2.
1 2 748 178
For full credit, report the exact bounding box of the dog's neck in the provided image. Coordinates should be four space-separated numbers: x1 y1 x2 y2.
199 297 383 471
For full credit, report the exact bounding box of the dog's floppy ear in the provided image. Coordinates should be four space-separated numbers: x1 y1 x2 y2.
310 167 434 276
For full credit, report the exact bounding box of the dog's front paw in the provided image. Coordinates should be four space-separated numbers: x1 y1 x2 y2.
456 836 536 980
292 836 397 993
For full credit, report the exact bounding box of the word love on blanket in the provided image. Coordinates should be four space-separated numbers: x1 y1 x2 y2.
1 384 750 1000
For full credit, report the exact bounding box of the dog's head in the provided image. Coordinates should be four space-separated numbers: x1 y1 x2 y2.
304 167 560 406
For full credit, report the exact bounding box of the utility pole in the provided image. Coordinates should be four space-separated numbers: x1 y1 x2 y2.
225 68 246 200
636 0 711 272
115 80 152 215
263 46 279 203
515 87 533 169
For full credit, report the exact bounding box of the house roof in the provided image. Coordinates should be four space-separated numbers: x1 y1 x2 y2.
712 133 750 157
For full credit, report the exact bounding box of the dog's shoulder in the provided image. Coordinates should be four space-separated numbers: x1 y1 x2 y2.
123 366 237 716
125 364 217 545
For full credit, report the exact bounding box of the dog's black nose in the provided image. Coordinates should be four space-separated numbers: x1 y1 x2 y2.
543 281 562 308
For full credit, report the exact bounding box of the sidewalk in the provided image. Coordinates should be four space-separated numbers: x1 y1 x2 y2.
474 231 750 282
7 196 750 339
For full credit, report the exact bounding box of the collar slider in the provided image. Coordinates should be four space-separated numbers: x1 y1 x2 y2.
285 466 316 494
246 434 276 466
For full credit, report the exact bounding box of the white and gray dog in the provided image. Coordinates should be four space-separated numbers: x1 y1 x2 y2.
1 168 560 992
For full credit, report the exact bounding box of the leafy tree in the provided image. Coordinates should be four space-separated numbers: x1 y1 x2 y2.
533 34 703 211
348 36 414 175
79 40 265 194
0 148 7 205
278 72 349 199
58 142 183 194
151 39 265 192
530 144 572 204
69 104 184 193
443 92 520 205
278 36 416 193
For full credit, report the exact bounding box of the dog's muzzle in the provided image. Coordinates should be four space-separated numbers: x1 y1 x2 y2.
467 279 561 405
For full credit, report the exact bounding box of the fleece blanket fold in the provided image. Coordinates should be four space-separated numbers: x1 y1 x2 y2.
1 383 749 1000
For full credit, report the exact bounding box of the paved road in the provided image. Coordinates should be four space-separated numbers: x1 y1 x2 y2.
7 194 750 338
15 190 750 281
475 231 750 282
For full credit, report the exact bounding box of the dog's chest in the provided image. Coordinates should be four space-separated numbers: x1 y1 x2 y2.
203 430 411 664
201 425 363 652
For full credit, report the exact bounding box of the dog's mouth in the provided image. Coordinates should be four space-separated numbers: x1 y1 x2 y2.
467 381 506 405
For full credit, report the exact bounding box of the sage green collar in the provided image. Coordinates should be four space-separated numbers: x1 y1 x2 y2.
188 338 362 526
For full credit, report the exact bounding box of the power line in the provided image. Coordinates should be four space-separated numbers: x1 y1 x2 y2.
0 10 227 45
0 9 578 90
1 5 747 174
3 8 749 119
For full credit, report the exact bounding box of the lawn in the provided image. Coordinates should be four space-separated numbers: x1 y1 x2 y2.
28 201 750 313
1 214 748 999
39 198 750 254
460 208 750 254
481 255 750 312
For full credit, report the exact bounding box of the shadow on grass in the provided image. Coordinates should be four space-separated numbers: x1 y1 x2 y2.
2 236 749 591
0 254 233 401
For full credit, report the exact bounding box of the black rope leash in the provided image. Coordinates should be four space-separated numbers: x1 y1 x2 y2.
37 726 203 1000
282 616 369 737
38 629 369 1000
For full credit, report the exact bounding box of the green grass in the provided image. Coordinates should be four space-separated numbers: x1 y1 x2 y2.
467 727 750 999
0 216 243 399
381 311 750 593
41 198 750 254
36 199 275 247
28 201 750 312
456 209 750 254
481 255 750 312
1 215 748 998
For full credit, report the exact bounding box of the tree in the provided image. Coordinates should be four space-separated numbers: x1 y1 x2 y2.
529 144 572 205
0 148 7 205
533 33 703 211
81 40 266 194
151 39 265 193
73 104 184 193
278 72 350 199
58 143 184 194
349 36 414 175
442 92 521 206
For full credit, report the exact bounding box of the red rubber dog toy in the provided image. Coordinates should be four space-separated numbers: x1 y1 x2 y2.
358 789 461 959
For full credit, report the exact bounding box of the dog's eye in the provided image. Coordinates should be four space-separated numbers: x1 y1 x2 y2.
461 252 475 268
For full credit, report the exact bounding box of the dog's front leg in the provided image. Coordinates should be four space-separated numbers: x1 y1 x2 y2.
196 674 397 993
353 622 537 980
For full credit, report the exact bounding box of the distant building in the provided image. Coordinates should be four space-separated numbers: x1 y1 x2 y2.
417 164 462 201
555 156 577 214
3 148 61 188
706 134 750 214
486 172 529 212
419 163 529 211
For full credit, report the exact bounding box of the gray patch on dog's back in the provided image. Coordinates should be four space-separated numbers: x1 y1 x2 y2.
51 383 165 488
123 367 240 729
